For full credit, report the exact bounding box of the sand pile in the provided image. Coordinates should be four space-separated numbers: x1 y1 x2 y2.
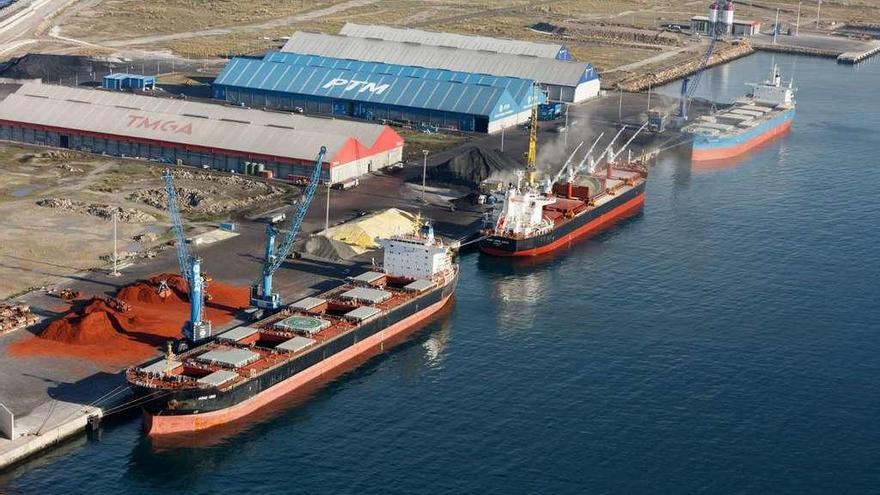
7 273 249 367
40 304 121 345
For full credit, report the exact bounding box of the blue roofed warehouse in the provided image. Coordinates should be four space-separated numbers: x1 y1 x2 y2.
212 54 546 133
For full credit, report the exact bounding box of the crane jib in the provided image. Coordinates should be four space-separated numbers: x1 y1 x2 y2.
257 146 328 285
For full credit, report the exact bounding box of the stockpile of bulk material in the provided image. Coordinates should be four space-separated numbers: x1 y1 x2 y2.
429 147 522 187
302 208 417 261
7 274 249 367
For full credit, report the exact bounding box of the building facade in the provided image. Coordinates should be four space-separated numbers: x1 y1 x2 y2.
213 56 544 133
0 83 402 184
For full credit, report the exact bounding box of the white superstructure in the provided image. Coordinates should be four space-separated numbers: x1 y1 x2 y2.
492 172 555 238
749 64 796 107
378 222 456 282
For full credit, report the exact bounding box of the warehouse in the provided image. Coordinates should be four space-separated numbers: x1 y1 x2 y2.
213 56 540 132
261 51 546 115
281 32 599 103
0 83 403 183
338 23 573 60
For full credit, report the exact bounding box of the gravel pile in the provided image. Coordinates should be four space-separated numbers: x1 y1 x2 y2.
36 198 156 223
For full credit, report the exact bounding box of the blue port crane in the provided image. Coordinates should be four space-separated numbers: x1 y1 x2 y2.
677 26 719 121
162 169 212 344
250 146 327 311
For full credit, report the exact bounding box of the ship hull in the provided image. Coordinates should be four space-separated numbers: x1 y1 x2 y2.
479 181 645 257
691 108 794 161
139 274 457 436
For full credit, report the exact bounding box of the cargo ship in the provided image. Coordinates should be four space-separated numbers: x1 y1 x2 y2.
479 161 647 257
479 88 649 257
127 221 458 435
685 64 796 161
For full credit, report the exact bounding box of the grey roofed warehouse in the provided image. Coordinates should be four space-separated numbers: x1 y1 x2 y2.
281 32 599 103
338 23 573 60
0 83 404 184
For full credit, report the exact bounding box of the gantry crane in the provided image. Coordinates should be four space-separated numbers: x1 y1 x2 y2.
162 169 211 345
250 146 327 312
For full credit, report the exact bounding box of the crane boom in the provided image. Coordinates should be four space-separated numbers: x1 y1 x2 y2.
677 31 718 120
251 146 327 311
525 84 539 185
163 170 191 286
551 141 584 184
611 121 649 162
162 170 210 343
573 132 606 176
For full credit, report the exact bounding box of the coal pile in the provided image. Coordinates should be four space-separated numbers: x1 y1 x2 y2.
0 54 117 82
429 147 522 188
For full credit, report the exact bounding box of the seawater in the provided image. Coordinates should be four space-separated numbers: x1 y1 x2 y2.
2 52 879 494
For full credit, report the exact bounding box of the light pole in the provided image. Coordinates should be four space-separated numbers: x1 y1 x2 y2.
647 79 652 112
618 88 623 123
563 103 569 146
795 1 802 36
324 181 331 231
111 211 120 277
500 125 505 152
773 8 780 44
816 0 821 28
421 150 429 203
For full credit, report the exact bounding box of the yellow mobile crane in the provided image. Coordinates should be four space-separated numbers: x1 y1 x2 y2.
525 85 539 186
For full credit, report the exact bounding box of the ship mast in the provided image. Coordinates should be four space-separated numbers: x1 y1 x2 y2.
525 84 539 186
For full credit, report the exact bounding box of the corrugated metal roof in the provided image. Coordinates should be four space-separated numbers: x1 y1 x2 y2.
340 287 391 304
262 51 543 107
139 359 181 374
290 296 327 311
352 271 385 284
276 335 316 353
214 57 514 118
281 32 595 87
216 326 258 343
339 23 565 59
404 279 436 292
344 306 381 321
196 347 259 368
0 83 395 162
197 369 239 387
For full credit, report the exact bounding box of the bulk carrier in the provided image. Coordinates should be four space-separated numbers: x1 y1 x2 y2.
480 115 649 257
127 221 458 435
685 64 796 161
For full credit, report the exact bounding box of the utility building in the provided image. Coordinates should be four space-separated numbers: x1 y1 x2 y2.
0 83 403 184
338 22 573 60
213 55 543 132
280 32 599 103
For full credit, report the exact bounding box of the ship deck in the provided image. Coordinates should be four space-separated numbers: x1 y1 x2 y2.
496 165 647 241
685 99 791 138
127 273 444 393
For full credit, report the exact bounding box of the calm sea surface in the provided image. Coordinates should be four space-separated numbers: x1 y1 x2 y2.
2 52 879 494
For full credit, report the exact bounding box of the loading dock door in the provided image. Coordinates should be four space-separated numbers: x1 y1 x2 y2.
60 135 70 148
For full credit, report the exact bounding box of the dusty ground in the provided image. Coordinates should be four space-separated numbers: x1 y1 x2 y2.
46 0 880 65
0 144 293 299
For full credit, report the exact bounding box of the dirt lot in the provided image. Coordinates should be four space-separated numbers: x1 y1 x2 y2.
0 144 293 299
51 0 880 67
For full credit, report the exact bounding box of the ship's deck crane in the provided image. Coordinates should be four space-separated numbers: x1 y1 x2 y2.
162 170 211 345
250 146 327 312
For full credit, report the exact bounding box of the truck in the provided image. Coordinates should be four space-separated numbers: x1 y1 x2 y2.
538 102 564 121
